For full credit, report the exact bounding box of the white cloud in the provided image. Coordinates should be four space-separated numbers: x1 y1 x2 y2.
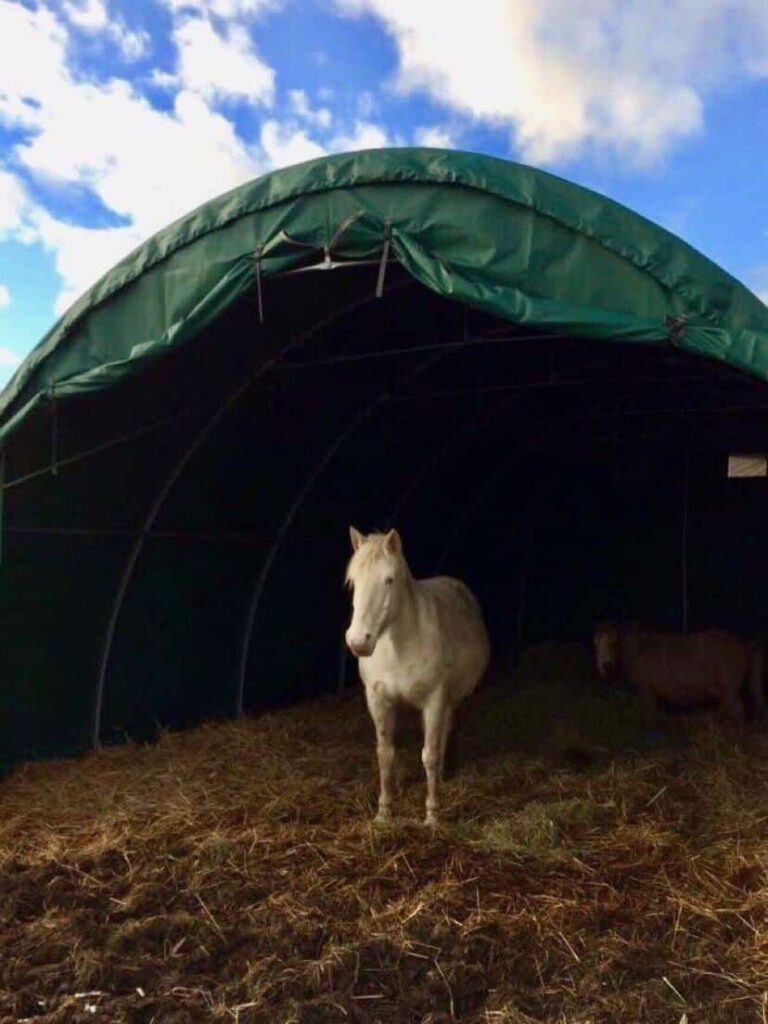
414 125 454 149
172 16 274 103
0 3 263 310
334 0 768 165
159 0 281 17
33 215 144 314
0 347 21 367
329 120 391 152
0 286 11 311
19 85 262 309
288 90 332 129
150 69 179 89
63 0 108 29
748 266 768 307
0 0 394 322
62 0 150 60
0 170 36 242
0 5 67 131
257 116 392 171
356 91 376 119
115 26 150 61
259 121 326 167
0 347 22 388
18 82 257 226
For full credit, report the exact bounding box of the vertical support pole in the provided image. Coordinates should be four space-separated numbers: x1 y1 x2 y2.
49 384 58 476
92 285 415 749
254 247 264 325
236 348 447 718
0 448 5 568
681 452 690 633
375 223 391 299
516 515 535 655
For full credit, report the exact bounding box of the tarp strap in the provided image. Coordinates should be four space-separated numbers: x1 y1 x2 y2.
254 246 264 325
328 211 364 253
376 222 392 299
666 315 688 342
48 383 58 476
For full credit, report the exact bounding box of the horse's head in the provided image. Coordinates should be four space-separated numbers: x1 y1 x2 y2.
593 621 620 678
345 526 409 658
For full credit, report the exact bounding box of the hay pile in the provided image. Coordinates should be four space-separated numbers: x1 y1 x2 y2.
2 646 768 1023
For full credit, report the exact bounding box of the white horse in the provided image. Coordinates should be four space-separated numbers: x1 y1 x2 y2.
345 527 491 825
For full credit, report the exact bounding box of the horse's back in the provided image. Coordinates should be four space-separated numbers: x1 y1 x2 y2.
418 576 491 697
650 628 747 665
422 575 482 612
630 627 750 704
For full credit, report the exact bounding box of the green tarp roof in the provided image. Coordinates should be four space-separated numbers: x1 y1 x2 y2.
2 146 767 442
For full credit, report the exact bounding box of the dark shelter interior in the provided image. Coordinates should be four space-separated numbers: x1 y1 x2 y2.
1 148 767 768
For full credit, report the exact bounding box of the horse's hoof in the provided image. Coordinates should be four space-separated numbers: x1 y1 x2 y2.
374 810 392 825
424 813 438 827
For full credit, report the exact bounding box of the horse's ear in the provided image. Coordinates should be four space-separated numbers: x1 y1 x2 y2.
384 528 401 556
349 526 365 551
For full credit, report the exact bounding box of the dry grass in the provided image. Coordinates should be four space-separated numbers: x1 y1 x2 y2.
2 648 768 1022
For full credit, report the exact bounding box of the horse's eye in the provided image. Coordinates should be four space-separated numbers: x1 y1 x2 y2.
384 577 394 586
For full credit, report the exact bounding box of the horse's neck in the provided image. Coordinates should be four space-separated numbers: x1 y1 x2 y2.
383 574 422 653
621 624 645 668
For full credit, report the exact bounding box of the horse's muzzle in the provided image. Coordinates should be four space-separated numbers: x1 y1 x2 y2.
346 631 375 658
596 659 615 678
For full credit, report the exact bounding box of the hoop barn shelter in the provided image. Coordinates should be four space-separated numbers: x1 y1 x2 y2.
1 148 767 768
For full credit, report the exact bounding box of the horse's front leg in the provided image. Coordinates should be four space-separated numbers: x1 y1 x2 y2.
422 701 447 826
718 678 745 733
634 673 658 715
365 687 396 822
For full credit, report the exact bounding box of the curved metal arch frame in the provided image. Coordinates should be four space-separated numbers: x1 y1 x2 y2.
336 349 614 693
432 408 666 575
337 355 758 691
480 427 645 652
91 277 415 749
335 403 623 692
431 419 713 649
339 374 768 688
386 353 615 526
235 316 512 715
431 399 767 575
384 345 752 529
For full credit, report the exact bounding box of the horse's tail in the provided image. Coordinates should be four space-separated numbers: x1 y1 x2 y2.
748 638 765 716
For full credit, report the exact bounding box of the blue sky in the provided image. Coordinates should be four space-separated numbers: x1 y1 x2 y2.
0 0 766 385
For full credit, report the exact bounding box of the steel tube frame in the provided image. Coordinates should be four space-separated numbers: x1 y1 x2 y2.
386 354 614 526
3 413 184 494
431 401 762 575
341 361 760 692
681 452 690 633
235 326 476 715
339 352 610 694
91 281 412 749
333 328 593 692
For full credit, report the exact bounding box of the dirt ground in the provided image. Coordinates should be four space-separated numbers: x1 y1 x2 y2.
2 645 768 1023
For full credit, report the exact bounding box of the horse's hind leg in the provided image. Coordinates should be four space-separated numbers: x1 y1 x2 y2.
366 688 396 822
438 705 454 781
718 684 745 733
422 701 447 826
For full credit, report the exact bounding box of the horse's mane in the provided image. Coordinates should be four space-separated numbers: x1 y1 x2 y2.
345 532 391 588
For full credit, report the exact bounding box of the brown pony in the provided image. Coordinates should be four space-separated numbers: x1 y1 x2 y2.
593 621 764 722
